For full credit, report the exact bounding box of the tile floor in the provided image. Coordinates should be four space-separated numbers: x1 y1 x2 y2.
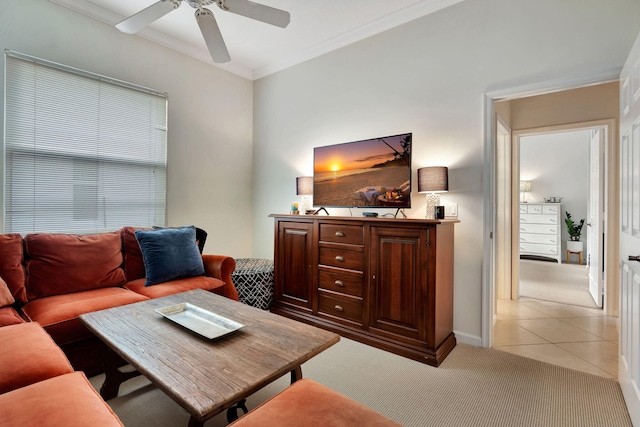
494 298 618 378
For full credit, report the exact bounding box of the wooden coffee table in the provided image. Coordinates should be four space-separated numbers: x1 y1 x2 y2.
80 289 339 427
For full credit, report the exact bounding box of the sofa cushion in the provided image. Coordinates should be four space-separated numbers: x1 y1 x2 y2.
227 378 403 427
121 226 151 282
21 287 149 346
25 231 126 299
0 276 15 307
124 276 226 299
135 226 205 286
0 233 27 303
0 372 124 427
0 322 74 394
0 306 25 326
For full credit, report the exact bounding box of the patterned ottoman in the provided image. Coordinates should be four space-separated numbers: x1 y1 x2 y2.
231 258 274 310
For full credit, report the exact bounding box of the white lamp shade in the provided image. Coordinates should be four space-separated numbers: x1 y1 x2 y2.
520 181 532 192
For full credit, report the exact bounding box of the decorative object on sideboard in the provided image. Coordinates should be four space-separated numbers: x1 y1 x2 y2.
296 176 313 213
519 181 532 203
418 167 448 219
544 197 563 203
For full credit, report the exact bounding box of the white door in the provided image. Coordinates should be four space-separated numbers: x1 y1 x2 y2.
619 31 640 424
588 129 604 307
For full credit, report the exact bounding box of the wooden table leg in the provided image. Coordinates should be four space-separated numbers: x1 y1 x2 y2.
188 415 204 427
226 399 249 423
100 349 142 400
290 365 303 384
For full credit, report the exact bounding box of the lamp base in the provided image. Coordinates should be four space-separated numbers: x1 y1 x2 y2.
425 193 440 219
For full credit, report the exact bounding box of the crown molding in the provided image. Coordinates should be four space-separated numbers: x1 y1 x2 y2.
50 0 464 81
486 67 622 101
252 0 464 80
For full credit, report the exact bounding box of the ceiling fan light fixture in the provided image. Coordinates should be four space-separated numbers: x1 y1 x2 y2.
117 0 290 63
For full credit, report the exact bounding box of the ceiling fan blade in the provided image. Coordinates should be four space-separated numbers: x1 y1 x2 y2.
116 0 181 34
217 0 290 28
196 8 231 64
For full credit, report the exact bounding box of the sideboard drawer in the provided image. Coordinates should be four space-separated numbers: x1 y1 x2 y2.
319 247 363 270
520 214 558 225
318 291 362 324
318 270 362 297
520 242 558 256
319 224 364 245
543 205 559 214
526 204 543 214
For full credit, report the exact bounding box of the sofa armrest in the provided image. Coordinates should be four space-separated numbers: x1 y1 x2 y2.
202 255 239 301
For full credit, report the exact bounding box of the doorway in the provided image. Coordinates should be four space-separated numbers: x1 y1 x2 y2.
493 120 617 377
506 120 615 312
516 128 602 309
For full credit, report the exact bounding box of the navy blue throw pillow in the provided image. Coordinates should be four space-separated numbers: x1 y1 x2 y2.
135 226 205 286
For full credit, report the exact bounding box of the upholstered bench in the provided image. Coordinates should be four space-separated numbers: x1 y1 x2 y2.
231 258 274 310
0 372 124 426
0 322 74 394
228 379 403 427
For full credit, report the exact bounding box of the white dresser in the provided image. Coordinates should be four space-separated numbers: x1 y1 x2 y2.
519 203 562 263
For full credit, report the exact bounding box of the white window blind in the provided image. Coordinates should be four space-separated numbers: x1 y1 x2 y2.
4 51 167 234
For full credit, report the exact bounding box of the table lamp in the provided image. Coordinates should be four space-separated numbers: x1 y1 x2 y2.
520 181 532 203
296 176 313 213
418 167 448 219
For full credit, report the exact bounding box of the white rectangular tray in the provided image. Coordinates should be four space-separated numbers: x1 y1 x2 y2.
155 303 245 340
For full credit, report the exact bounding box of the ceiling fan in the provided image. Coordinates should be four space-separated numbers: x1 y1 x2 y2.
116 0 290 63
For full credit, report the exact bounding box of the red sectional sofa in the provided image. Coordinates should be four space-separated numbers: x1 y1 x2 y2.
0 226 238 374
0 322 124 426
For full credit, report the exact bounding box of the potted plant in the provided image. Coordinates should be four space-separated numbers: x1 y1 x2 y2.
565 211 585 252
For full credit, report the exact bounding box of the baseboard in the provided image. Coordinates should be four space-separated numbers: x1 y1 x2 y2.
453 330 482 347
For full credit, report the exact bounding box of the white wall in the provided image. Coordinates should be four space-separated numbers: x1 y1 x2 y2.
520 130 590 255
0 0 254 258
252 0 640 344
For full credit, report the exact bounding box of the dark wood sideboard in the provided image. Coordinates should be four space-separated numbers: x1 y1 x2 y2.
269 214 458 366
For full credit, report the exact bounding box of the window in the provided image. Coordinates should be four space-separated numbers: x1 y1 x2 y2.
4 51 167 234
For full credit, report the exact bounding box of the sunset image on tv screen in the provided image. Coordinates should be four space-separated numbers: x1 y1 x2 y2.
313 133 411 208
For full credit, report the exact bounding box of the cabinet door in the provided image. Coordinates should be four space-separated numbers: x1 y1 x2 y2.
370 226 428 342
274 221 314 311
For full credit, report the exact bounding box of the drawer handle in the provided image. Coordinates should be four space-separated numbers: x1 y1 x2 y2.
550 219 557 223
334 305 344 312
335 231 345 237
335 280 345 287
550 229 555 232
521 218 527 222
335 255 345 262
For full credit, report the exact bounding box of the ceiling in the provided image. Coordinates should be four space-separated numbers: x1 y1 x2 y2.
50 0 463 80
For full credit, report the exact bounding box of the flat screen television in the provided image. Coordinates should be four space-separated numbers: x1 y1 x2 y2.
313 132 412 209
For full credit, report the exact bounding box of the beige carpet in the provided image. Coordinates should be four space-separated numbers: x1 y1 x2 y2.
519 260 596 308
90 337 631 426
